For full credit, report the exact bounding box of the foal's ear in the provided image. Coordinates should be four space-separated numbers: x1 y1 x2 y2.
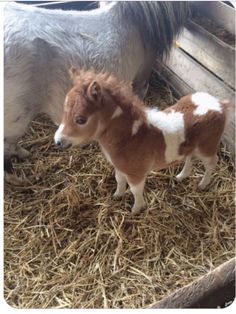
69 66 80 80
87 81 101 100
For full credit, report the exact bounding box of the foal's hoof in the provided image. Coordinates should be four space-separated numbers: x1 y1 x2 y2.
131 207 142 215
131 203 146 215
198 178 211 190
176 173 189 182
113 192 124 200
198 182 209 190
175 174 184 182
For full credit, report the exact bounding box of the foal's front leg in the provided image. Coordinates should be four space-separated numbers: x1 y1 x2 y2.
127 175 146 215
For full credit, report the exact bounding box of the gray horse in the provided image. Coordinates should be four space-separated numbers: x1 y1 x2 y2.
4 1 190 172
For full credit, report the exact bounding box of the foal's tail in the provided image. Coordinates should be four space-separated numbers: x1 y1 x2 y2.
220 99 233 129
220 99 235 157
115 1 191 58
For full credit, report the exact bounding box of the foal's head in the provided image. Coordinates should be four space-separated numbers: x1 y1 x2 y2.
54 68 105 149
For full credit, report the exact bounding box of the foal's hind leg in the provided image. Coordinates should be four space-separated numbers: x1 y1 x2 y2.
126 175 146 215
176 155 193 181
198 154 218 190
113 169 127 199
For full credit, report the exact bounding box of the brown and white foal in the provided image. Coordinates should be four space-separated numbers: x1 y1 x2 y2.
55 68 231 214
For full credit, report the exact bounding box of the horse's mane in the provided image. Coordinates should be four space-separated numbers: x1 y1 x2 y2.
114 1 191 58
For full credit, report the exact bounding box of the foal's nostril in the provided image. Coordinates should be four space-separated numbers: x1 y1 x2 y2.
55 138 71 150
55 139 62 147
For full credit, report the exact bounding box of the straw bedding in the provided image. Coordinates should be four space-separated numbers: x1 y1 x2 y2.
4 72 235 308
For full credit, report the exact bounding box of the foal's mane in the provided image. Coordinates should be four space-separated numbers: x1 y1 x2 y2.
77 69 147 120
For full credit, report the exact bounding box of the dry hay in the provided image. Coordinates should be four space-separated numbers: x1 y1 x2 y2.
4 72 235 309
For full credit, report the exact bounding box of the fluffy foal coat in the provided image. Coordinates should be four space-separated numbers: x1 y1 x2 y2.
55 69 231 214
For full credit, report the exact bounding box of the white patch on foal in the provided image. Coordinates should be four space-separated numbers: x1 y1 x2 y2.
54 123 65 143
132 119 143 135
146 108 185 163
111 106 123 119
64 95 69 105
192 92 222 116
100 144 113 164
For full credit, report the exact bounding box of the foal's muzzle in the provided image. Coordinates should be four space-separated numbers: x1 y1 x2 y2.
55 138 72 150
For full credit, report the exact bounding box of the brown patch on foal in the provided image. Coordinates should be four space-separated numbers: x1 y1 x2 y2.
168 95 226 157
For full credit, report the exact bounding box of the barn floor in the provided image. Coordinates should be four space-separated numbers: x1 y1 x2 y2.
4 72 235 308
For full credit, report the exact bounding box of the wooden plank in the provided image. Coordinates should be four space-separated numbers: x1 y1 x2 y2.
165 48 235 103
192 1 235 35
177 21 235 89
152 258 235 308
156 67 194 98
30 1 98 10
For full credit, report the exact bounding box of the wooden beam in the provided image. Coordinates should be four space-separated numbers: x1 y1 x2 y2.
192 1 235 35
164 48 235 103
178 21 235 89
152 258 235 308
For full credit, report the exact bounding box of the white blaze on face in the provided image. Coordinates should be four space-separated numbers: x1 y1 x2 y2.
54 123 65 143
192 92 222 116
132 119 143 135
146 108 185 164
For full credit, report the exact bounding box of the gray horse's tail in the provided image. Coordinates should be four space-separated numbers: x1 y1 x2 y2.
115 1 191 58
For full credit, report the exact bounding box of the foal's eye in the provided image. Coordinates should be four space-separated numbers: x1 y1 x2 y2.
75 116 87 125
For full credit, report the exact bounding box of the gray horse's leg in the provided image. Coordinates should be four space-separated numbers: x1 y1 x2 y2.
4 97 39 175
4 157 23 185
4 110 35 159
132 59 154 100
4 137 29 172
